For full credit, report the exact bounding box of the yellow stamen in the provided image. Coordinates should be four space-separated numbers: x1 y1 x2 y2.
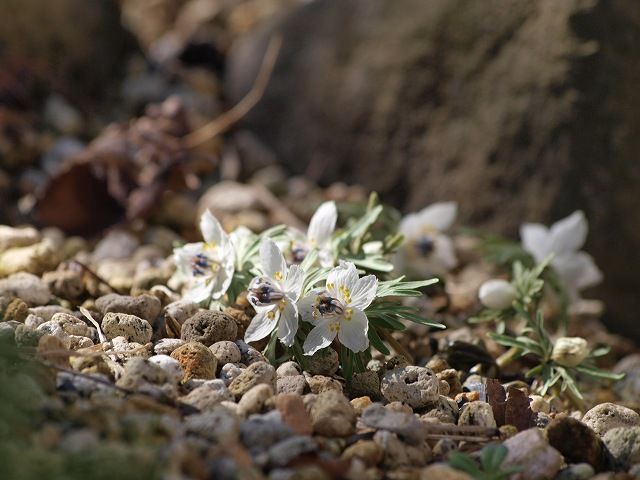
344 308 353 321
329 321 341 333
267 311 275 320
274 271 284 281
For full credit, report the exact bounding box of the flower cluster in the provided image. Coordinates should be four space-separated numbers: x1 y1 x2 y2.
172 196 442 369
173 196 608 396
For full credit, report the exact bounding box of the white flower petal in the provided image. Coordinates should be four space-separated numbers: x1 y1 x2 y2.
520 223 551 263
244 308 278 343
307 201 337 248
184 277 213 303
200 210 225 245
277 300 299 346
433 234 458 270
284 264 305 302
298 291 322 324
338 308 369 353
349 274 378 310
553 252 602 294
173 242 205 276
417 202 457 232
326 262 359 302
550 210 588 255
260 238 288 282
399 212 423 238
318 248 335 268
210 259 234 300
303 321 336 355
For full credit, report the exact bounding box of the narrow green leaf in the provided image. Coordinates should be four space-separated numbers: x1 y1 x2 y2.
368 327 390 355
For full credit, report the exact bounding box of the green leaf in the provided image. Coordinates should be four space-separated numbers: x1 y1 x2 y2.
344 255 395 273
368 327 390 355
448 452 482 476
480 444 508 471
574 365 625 380
376 277 439 298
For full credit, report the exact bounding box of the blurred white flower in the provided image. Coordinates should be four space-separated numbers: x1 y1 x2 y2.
244 239 305 346
478 279 516 310
300 261 377 355
289 201 337 267
551 337 589 367
174 210 235 303
520 211 602 301
396 202 458 276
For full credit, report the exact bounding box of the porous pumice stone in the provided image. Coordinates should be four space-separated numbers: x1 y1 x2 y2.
380 366 439 408
581 402 640 436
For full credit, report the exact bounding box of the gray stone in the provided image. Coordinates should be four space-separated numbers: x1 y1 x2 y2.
557 463 596 480
310 390 355 437
306 348 339 376
361 403 426 444
373 430 431 468
582 402 640 436
458 401 497 428
503 428 563 480
209 341 241 365
153 338 185 355
240 411 294 451
148 354 183 384
181 380 233 411
220 363 245 385
184 406 240 443
602 426 640 468
96 293 161 323
268 436 317 466
237 383 274 417
0 273 51 306
348 370 381 400
276 361 301 377
228 361 276 398
101 312 152 344
381 366 439 408
277 375 306 395
49 312 91 336
181 310 238 346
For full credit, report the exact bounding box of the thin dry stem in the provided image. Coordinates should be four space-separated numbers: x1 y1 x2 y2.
183 35 282 149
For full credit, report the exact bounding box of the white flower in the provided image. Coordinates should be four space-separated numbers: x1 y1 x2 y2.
244 239 305 346
520 211 602 301
174 210 235 303
478 279 517 310
397 202 458 276
551 337 589 367
300 262 377 355
289 201 338 267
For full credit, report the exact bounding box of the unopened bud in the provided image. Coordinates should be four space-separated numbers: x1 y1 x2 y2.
478 279 516 310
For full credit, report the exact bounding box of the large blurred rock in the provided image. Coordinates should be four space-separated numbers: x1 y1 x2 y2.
225 0 640 339
0 0 136 109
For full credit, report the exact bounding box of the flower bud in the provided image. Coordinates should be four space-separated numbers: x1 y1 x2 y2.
551 337 589 367
478 279 516 310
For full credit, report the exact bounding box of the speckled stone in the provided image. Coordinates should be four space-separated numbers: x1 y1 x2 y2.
181 311 238 346
381 366 439 408
170 341 218 382
228 361 276 398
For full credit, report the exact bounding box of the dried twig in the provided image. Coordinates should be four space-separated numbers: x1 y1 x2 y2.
72 259 121 294
183 35 282 149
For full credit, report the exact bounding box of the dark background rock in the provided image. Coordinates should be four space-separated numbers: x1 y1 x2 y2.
224 0 640 340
